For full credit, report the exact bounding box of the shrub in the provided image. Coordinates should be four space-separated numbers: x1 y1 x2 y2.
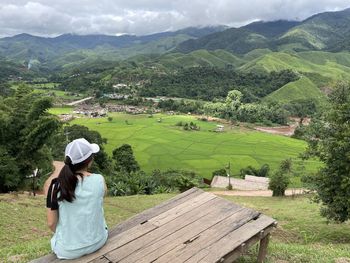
269 170 290 196
212 168 227 177
239 165 258 178
108 169 201 196
239 164 269 178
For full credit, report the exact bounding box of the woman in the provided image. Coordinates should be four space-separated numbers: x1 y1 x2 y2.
46 138 108 259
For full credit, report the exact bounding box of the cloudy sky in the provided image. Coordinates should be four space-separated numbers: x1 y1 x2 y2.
0 0 349 37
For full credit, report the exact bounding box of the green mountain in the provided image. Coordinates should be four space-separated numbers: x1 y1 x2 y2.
239 50 350 104
264 76 327 104
0 26 227 68
176 8 350 54
277 8 350 51
175 28 270 54
240 51 350 81
242 20 301 38
128 49 246 70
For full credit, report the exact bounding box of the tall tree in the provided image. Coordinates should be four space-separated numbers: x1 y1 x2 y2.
0 84 60 192
305 82 350 222
112 144 140 174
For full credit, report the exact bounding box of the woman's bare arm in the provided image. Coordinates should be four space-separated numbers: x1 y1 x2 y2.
45 161 63 232
47 209 58 232
103 177 108 197
44 161 64 196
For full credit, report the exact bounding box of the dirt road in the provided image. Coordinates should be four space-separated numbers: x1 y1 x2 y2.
211 189 306 197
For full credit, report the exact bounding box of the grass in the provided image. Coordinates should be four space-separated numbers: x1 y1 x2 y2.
241 51 350 80
264 76 327 104
48 106 74 115
69 113 320 179
1 193 349 262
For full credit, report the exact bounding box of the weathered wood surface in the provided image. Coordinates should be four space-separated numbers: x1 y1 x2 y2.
30 187 276 263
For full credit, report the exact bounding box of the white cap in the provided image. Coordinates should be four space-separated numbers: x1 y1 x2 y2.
65 138 100 165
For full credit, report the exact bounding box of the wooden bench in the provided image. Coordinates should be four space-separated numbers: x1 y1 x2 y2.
31 187 277 263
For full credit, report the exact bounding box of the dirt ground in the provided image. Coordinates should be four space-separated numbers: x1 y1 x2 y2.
211 188 307 197
255 117 311 137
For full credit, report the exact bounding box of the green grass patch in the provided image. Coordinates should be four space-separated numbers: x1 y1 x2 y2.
70 113 320 179
1 193 349 262
240 51 350 81
48 107 74 115
264 76 327 104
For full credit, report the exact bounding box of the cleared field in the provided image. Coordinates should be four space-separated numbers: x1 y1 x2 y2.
48 106 74 115
1 193 349 263
71 113 319 178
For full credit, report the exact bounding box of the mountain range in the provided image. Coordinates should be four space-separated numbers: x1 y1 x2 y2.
1 7 350 105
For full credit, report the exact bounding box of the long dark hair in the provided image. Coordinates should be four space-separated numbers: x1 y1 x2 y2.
57 155 93 202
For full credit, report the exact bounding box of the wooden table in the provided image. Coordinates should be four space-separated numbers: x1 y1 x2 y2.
31 188 277 263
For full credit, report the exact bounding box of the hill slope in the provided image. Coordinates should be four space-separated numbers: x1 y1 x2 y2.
0 27 226 66
176 8 350 54
240 51 350 81
264 76 327 104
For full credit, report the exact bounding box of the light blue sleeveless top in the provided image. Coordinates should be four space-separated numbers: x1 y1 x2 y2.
51 173 108 258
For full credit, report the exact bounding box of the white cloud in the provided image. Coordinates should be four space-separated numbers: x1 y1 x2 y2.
0 0 349 37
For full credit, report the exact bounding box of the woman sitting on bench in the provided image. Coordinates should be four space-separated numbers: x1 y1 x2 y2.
46 138 108 259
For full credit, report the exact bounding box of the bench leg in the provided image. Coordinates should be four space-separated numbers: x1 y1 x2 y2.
257 233 270 263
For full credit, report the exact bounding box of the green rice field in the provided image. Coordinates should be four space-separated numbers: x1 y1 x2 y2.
67 112 320 179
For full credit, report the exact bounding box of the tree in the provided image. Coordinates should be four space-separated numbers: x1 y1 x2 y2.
225 90 243 111
268 159 292 196
112 144 140 174
0 84 60 192
50 124 112 174
305 82 350 222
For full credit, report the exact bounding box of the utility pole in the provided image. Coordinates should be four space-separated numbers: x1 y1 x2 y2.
64 131 71 143
226 161 232 190
32 168 38 196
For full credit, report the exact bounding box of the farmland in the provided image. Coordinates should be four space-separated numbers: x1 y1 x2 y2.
68 112 320 179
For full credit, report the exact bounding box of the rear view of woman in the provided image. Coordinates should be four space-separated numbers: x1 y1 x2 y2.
46 138 108 259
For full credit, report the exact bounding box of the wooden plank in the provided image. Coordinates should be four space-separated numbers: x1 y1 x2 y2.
108 187 203 238
257 233 270 263
149 191 217 226
29 254 57 263
103 197 230 262
75 193 223 263
30 188 203 263
221 225 275 263
70 221 158 263
191 215 275 263
114 202 247 263
89 255 113 263
153 208 260 263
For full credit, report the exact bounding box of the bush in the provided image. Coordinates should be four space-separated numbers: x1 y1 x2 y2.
239 165 258 178
212 168 227 177
108 169 201 196
239 164 270 178
268 170 290 196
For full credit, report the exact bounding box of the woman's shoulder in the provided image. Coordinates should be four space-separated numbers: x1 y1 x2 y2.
89 173 104 179
86 173 105 185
